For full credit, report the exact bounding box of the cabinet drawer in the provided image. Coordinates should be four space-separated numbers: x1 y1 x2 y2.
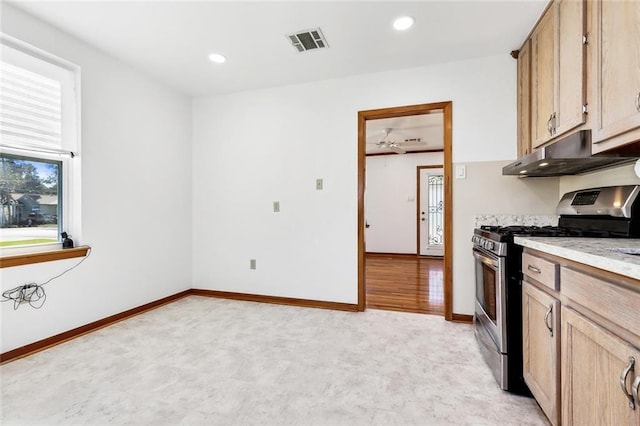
561 267 640 338
523 252 559 291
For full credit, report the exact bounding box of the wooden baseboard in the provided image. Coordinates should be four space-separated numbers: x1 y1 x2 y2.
190 289 359 312
451 313 474 323
365 252 419 258
0 290 191 364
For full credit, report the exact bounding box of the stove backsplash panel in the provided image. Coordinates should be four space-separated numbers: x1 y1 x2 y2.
475 214 559 228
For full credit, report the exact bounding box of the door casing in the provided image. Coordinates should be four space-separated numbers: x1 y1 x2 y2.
357 101 453 319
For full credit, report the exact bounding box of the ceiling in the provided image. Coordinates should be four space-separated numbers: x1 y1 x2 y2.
366 112 443 155
7 1 548 98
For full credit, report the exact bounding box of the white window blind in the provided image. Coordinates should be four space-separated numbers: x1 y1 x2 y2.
1 61 62 149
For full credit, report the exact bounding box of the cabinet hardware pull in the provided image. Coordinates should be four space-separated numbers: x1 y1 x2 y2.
633 375 640 407
636 92 640 113
547 114 553 136
527 265 541 274
544 305 553 336
551 112 557 136
620 357 636 410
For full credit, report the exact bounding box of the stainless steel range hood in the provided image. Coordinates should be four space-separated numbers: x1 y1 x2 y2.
502 130 638 177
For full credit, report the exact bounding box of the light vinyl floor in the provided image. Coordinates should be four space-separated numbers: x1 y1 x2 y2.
1 296 547 425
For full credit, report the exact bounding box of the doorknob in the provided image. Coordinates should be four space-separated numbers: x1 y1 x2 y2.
421 218 426 221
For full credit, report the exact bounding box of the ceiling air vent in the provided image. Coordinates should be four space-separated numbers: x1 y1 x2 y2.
287 28 328 52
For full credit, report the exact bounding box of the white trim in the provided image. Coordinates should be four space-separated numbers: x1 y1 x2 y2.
0 33 79 73
0 242 62 257
0 143 75 157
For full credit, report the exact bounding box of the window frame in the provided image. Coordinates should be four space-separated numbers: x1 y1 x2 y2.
0 34 82 257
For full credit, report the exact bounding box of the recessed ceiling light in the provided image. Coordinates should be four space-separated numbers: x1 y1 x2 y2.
208 53 226 64
393 16 415 31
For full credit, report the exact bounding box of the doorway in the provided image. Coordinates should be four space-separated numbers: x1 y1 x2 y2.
357 102 453 320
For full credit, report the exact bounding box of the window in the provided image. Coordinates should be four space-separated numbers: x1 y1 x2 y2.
0 34 80 253
1 154 61 246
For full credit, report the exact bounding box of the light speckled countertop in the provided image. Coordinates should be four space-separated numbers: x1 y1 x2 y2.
514 237 640 281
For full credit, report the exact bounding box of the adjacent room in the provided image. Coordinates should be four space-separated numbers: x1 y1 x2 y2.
1 1 639 425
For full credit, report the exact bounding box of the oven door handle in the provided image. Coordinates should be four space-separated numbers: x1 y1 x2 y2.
473 249 499 269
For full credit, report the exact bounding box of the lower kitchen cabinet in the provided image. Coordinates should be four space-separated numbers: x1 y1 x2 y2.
522 281 560 425
561 306 640 426
521 248 640 425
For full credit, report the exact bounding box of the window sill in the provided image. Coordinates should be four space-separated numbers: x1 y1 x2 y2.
0 246 90 269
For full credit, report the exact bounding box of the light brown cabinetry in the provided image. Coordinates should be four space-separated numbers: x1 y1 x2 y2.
530 0 586 149
523 281 561 425
517 40 532 158
522 248 640 425
522 251 561 425
517 0 640 158
531 5 556 148
589 0 640 153
561 307 640 425
555 0 586 138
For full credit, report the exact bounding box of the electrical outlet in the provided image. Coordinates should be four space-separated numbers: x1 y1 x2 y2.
273 201 280 212
316 178 323 190
250 259 256 269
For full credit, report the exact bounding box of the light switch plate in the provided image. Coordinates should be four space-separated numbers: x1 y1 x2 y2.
316 178 323 190
455 165 466 179
250 259 256 269
273 201 280 212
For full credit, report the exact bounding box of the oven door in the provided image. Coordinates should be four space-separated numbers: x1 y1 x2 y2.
473 247 507 353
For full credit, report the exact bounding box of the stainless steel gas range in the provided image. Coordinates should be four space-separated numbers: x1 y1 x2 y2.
473 185 640 394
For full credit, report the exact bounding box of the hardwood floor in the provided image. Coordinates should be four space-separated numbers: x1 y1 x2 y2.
365 253 444 315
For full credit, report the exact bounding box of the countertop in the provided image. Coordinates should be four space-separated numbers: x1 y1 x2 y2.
514 237 640 281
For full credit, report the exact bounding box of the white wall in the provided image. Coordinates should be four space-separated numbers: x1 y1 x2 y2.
453 161 560 312
0 5 192 353
192 53 523 311
365 152 444 254
559 162 640 194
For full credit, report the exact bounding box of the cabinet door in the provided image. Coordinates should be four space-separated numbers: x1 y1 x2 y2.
523 281 560 425
562 307 640 426
555 0 586 137
517 40 532 158
531 5 556 148
591 0 640 150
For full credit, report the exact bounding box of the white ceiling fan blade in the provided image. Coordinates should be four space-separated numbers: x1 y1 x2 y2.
366 129 389 142
389 146 406 154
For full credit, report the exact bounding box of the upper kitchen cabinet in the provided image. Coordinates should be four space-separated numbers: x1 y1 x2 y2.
531 0 586 149
589 0 640 153
530 4 555 149
517 40 532 158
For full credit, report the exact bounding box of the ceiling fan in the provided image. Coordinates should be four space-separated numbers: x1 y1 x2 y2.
367 128 423 154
